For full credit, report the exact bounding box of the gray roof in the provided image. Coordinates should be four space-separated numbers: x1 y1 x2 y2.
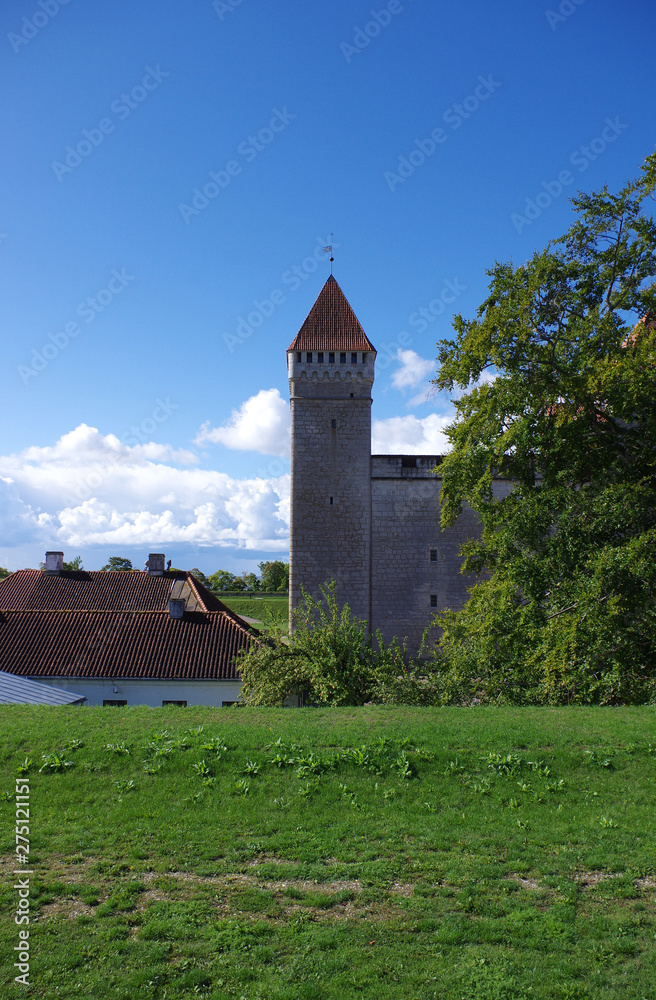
0 670 85 705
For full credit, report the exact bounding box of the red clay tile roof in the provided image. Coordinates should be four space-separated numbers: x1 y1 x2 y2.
0 570 257 681
288 275 376 353
0 569 230 614
0 610 251 680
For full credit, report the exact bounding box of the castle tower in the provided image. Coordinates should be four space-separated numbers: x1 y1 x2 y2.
287 275 376 626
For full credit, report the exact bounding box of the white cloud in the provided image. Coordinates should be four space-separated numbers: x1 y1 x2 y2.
195 389 290 457
372 414 453 455
391 349 434 390
0 425 290 554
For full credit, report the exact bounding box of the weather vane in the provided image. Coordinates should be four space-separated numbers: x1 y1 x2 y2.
323 234 334 274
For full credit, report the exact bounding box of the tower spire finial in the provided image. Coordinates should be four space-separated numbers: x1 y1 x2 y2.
323 234 334 274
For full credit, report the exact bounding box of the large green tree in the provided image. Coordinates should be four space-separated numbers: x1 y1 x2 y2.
430 151 656 705
258 560 289 592
101 557 133 571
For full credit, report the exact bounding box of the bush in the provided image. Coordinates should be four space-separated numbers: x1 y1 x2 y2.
237 581 415 706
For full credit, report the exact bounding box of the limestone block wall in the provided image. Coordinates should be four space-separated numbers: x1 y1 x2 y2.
289 390 373 624
370 456 512 654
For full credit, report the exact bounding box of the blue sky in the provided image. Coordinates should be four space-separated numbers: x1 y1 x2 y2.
1 0 654 573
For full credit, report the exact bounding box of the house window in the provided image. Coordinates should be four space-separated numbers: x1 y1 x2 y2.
430 549 437 562
351 352 357 364
430 595 438 608
402 457 418 468
318 352 324 363
103 700 127 707
306 352 313 363
329 352 335 363
162 700 187 707
340 352 346 364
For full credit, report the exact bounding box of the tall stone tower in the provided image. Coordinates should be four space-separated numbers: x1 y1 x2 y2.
287 275 377 624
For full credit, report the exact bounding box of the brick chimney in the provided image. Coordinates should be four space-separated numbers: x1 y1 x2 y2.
44 551 64 575
146 553 165 576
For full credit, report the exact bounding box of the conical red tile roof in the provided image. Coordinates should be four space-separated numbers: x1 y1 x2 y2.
288 275 376 352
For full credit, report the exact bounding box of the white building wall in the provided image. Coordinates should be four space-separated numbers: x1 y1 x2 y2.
30 677 243 708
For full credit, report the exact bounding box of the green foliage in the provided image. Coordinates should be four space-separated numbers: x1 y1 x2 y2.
237 581 409 706
190 567 210 587
258 559 289 592
207 569 240 592
100 556 133 571
63 555 84 571
0 567 10 581
430 149 656 704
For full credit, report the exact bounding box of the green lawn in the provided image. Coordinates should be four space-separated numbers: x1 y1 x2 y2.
1 705 655 999
219 593 288 631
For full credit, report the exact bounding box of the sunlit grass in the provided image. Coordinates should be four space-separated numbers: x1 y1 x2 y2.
0 705 654 999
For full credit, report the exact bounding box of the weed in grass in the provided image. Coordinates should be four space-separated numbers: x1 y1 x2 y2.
298 779 320 798
234 778 250 795
242 759 260 776
584 748 614 768
599 816 618 828
61 738 84 751
199 736 228 754
192 759 212 779
16 756 31 775
39 751 74 772
113 779 135 800
444 757 466 776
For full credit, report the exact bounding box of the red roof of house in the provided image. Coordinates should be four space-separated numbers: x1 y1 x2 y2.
0 569 227 613
288 275 376 353
0 610 250 680
0 570 256 681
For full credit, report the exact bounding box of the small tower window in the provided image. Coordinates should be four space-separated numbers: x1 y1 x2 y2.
330 497 333 505
329 352 335 363
331 418 336 429
318 352 324 363
430 549 437 562
296 352 301 362
306 352 313 363
430 595 438 608
340 352 346 364
351 353 357 364
362 353 367 364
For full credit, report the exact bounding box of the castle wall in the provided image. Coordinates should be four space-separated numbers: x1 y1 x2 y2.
370 456 512 655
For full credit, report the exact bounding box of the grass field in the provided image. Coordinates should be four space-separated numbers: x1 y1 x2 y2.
1 705 655 999
219 594 288 631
